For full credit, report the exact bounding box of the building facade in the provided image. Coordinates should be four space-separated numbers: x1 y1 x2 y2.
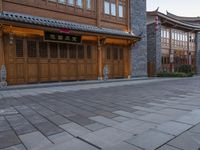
0 0 147 85
147 10 200 76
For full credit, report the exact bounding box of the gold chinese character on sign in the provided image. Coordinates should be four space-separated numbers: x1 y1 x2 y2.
58 35 64 40
72 37 77 42
50 34 56 40
65 36 71 41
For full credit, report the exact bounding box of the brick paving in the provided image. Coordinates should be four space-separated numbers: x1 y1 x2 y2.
0 77 200 150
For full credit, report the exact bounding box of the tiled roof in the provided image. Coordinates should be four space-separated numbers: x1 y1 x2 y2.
0 11 137 38
147 11 200 31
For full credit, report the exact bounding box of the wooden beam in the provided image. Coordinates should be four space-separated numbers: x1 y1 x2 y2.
3 26 44 36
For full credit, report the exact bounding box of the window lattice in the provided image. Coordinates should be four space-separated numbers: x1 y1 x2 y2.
78 45 84 59
50 43 58 58
69 44 77 59
27 41 37 57
60 44 68 58
15 39 23 57
39 42 48 58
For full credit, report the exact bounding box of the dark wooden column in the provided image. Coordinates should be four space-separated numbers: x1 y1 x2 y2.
0 27 5 68
169 28 173 72
96 0 101 27
97 37 103 80
0 0 2 12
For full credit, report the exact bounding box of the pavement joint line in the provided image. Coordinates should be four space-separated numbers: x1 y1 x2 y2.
12 106 55 145
76 136 102 150
124 140 145 150
3 115 28 150
166 144 184 150
153 120 200 150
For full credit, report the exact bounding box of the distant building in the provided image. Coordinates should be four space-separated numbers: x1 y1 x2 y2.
0 0 147 85
147 10 200 76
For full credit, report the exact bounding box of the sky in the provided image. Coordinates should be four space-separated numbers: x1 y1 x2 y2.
147 0 200 17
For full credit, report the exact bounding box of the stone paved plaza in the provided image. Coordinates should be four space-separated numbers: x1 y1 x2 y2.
1 77 200 150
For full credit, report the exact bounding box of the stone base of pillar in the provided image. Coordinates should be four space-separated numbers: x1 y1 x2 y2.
0 81 7 88
98 77 103 80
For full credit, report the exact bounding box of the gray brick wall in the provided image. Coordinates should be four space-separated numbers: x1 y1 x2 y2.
196 32 200 74
130 0 147 77
147 22 162 75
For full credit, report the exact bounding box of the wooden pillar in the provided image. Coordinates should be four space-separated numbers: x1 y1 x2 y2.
127 0 130 32
97 37 103 80
0 0 2 12
169 28 173 72
125 44 132 78
0 27 5 68
96 0 101 27
187 32 190 65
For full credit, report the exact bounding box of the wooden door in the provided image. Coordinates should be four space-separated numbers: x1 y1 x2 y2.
26 40 38 83
68 44 77 80
6 37 26 85
85 45 97 80
118 48 124 77
59 43 69 81
104 46 113 78
38 42 49 82
49 43 59 81
104 46 125 79
77 45 86 80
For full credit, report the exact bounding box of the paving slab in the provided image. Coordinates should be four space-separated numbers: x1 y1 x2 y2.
126 130 174 150
85 123 107 131
0 117 11 132
34 121 63 136
89 116 119 126
113 119 154 134
113 110 138 119
103 142 142 150
138 113 173 124
60 122 91 137
132 106 158 113
175 113 200 125
34 138 98 150
168 131 200 150
19 131 52 150
0 130 21 149
46 115 71 125
112 116 130 122
81 127 133 148
157 108 188 118
0 144 26 150
0 107 18 116
189 123 200 134
155 121 192 136
167 104 199 111
157 144 182 150
67 115 95 126
48 132 74 144
117 121 157 135
134 110 149 116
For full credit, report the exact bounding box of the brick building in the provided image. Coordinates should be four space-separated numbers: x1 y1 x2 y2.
0 0 147 85
147 10 200 76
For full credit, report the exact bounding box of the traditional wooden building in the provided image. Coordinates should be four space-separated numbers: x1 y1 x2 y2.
147 10 200 76
0 0 147 85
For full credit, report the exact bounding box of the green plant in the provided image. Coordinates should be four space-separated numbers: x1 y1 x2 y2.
178 64 192 74
157 71 193 77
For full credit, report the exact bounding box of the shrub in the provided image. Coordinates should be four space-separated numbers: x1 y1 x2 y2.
178 65 192 74
157 72 192 77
